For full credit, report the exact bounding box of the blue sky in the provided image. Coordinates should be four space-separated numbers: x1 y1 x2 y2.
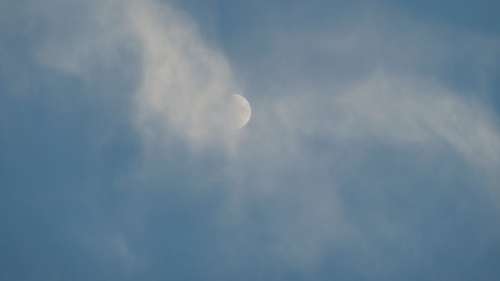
1 0 500 280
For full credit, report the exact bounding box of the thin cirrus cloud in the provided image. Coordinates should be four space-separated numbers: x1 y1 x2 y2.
37 0 245 148
30 0 500 274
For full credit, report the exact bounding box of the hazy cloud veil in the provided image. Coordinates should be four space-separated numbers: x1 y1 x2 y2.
2 0 500 279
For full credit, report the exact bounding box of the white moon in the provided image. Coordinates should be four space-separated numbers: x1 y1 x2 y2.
230 94 252 129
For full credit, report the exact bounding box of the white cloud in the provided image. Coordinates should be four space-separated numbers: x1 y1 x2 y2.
126 0 243 149
33 0 500 269
333 72 500 168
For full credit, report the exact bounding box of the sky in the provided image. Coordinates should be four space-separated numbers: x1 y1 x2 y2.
1 0 500 280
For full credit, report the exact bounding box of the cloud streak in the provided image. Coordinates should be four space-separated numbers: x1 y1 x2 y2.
30 0 500 274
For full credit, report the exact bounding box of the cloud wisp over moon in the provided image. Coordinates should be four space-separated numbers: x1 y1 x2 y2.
3 0 500 279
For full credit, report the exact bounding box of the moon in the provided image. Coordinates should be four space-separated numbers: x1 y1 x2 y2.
229 94 252 129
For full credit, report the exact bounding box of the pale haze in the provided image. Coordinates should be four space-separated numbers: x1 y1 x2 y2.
1 0 500 280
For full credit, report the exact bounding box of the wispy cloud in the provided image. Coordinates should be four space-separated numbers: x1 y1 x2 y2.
32 0 500 272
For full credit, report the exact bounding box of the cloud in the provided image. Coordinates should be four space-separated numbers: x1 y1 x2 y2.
37 0 245 149
126 0 244 149
214 8 500 267
268 71 500 168
333 73 500 168
36 0 500 167
29 0 500 275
